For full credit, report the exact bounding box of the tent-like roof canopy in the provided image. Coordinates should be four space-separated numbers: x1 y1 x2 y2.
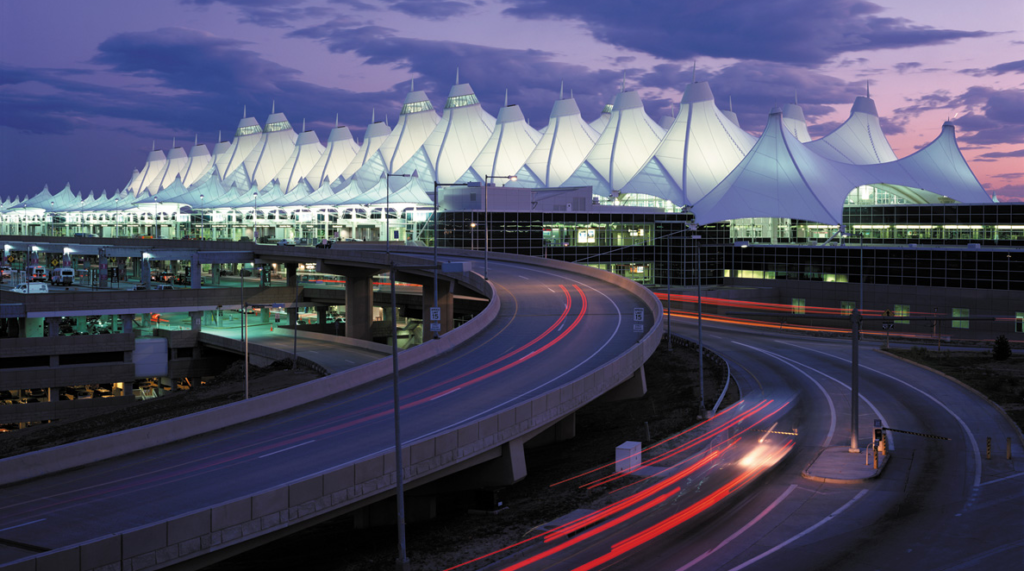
562 90 666 196
458 102 541 185
306 125 359 189
619 81 755 206
805 96 897 164
515 97 600 188
692 110 992 226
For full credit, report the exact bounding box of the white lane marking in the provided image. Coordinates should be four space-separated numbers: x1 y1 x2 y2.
259 440 315 459
778 341 980 488
943 538 1024 570
727 489 869 571
675 485 798 571
753 342 894 450
547 287 555 293
979 471 1024 487
0 518 46 533
518 275 529 280
734 342 837 447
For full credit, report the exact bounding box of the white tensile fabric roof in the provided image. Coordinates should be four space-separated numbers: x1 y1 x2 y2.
127 148 167 196
805 96 897 164
515 97 600 188
393 82 496 186
562 90 666 196
344 90 440 193
782 103 811 143
275 129 325 193
180 143 212 188
589 103 613 133
305 125 359 188
242 112 298 191
619 82 756 206
219 116 263 182
151 145 189 194
458 103 541 185
340 119 392 181
692 109 992 226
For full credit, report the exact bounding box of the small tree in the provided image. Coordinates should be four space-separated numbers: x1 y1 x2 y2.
992 335 1012 361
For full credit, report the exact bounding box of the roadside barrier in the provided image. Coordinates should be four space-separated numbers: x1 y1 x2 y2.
883 427 951 441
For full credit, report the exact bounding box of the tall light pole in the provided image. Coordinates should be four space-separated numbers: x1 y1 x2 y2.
390 260 410 571
431 180 444 339
114 198 119 238
199 194 205 240
384 172 413 255
154 201 159 239
50 201 55 237
482 174 517 280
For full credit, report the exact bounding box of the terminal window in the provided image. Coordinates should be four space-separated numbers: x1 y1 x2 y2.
792 298 806 315
952 307 969 329
895 304 910 325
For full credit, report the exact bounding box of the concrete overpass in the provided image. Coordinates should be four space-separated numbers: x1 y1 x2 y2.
0 244 662 571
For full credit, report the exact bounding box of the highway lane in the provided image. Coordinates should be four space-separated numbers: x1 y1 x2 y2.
488 317 1022 570
0 256 654 564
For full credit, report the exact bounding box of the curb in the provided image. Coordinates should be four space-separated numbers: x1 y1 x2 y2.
801 446 889 484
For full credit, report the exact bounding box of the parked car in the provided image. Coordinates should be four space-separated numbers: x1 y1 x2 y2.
12 282 49 294
49 267 74 286
153 284 173 290
277 239 296 246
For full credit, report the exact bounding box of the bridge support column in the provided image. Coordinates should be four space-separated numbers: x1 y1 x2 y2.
316 306 327 326
528 413 577 448
598 366 647 402
474 439 528 487
190 253 201 289
211 264 221 286
344 271 376 341
98 248 108 288
190 311 202 332
286 263 297 287
420 276 455 335
46 316 60 337
122 314 133 336
140 257 151 290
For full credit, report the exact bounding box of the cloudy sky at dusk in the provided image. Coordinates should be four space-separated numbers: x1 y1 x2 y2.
1 0 1021 202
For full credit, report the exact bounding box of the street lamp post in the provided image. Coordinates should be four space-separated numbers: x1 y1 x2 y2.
694 232 705 418
114 198 119 238
199 194 205 240
50 201 55 237
154 201 159 239
482 174 517 280
390 260 410 571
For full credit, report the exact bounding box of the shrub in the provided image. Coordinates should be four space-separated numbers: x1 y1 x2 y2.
992 335 1012 361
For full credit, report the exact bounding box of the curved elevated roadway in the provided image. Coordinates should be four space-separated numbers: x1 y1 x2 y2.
504 314 1023 570
0 247 661 570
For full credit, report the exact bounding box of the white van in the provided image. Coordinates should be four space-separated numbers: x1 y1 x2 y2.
13 282 49 294
50 267 74 286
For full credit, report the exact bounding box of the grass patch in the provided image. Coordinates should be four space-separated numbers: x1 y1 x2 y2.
885 346 1024 432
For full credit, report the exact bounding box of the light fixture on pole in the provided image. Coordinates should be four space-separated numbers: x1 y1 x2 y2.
431 179 445 339
384 172 413 255
482 174 516 280
200 194 205 240
390 260 410 571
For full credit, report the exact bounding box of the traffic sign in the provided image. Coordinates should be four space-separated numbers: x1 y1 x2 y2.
430 322 441 332
633 323 644 333
881 323 894 329
634 308 644 322
429 306 441 321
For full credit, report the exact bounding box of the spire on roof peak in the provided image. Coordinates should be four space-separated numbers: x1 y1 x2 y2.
560 81 564 100
372 108 375 123
218 130 222 143
243 105 246 118
194 134 198 146
456 67 460 85
172 137 176 148
152 141 155 151
302 118 305 132
692 61 696 83
411 78 414 92
729 95 734 112
504 88 508 107
272 100 276 114
866 80 870 98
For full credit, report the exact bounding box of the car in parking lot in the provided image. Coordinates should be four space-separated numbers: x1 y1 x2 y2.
277 239 296 246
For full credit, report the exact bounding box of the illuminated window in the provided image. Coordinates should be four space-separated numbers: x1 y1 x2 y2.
236 125 262 136
401 100 434 114
840 301 856 316
952 307 969 329
265 121 291 133
895 304 910 325
792 298 805 315
445 94 480 109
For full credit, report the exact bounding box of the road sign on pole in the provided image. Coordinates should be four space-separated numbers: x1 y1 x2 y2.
430 322 440 332
429 306 440 322
634 308 644 322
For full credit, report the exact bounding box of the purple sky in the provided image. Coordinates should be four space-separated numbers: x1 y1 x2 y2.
1 0 1021 202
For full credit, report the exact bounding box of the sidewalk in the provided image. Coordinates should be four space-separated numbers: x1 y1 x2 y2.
802 445 889 483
